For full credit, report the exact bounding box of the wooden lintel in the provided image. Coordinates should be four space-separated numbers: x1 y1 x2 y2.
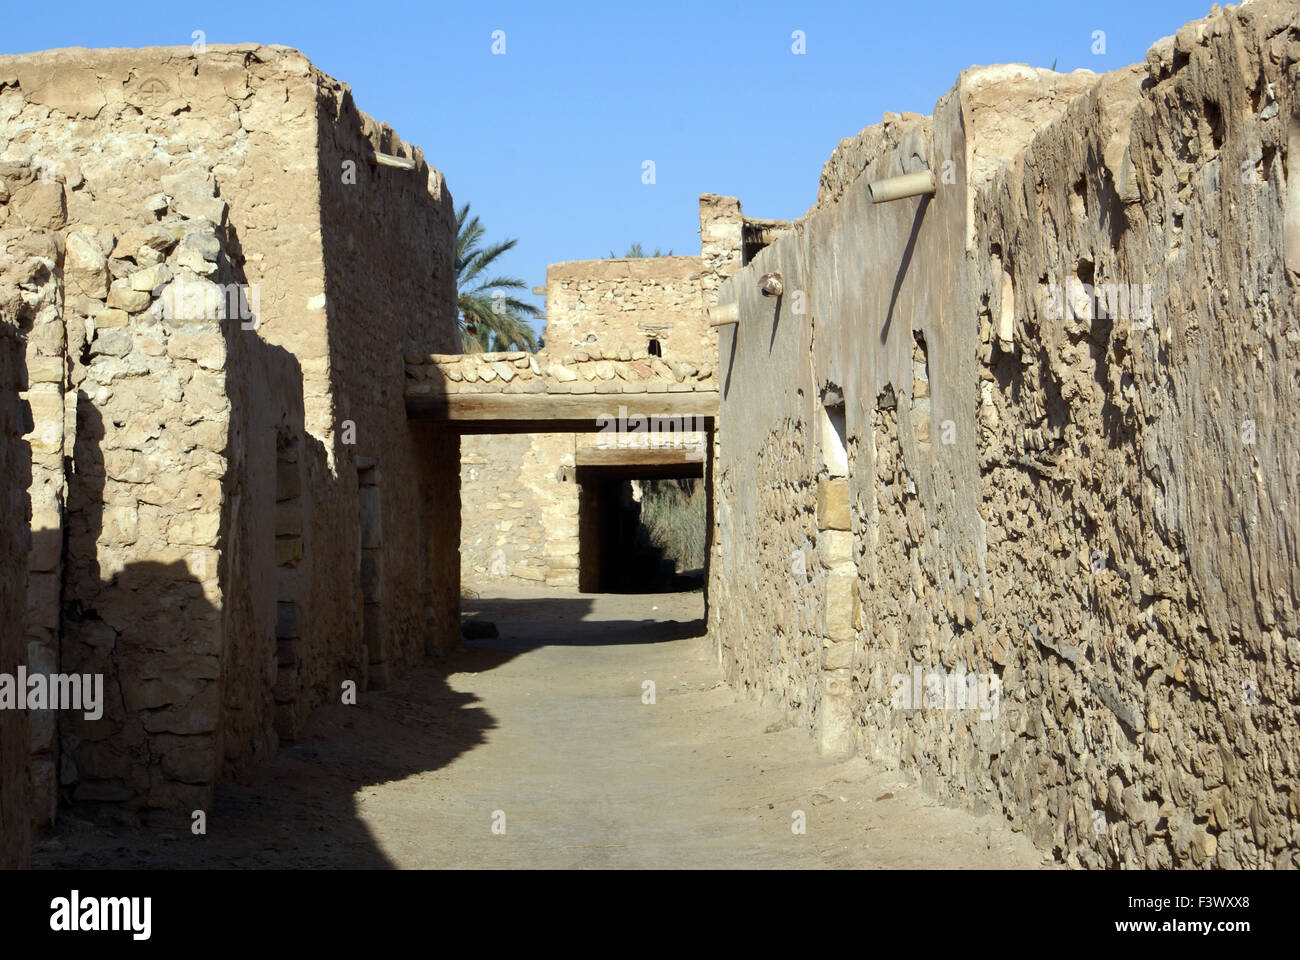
406 389 719 425
576 444 708 468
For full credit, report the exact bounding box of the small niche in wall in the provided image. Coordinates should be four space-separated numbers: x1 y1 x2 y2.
647 338 662 357
819 385 848 478
912 328 932 447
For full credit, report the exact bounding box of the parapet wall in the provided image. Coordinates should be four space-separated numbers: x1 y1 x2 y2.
710 0 1300 867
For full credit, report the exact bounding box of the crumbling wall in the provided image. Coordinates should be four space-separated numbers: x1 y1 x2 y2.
0 161 67 827
711 0 1300 867
698 193 745 304
961 2 1300 866
313 66 460 691
544 256 713 363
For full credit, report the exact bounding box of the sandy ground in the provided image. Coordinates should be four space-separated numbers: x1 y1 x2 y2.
36 584 1049 869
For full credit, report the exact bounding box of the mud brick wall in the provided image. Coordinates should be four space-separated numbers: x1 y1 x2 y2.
709 0 1300 868
0 44 461 825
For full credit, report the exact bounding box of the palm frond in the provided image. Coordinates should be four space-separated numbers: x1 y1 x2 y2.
454 201 540 352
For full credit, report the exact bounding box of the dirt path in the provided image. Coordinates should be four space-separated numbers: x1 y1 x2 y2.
37 585 1048 869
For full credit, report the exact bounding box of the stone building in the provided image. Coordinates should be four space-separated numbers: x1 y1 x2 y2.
708 0 1300 866
458 195 770 589
0 44 461 853
2 0 1297 874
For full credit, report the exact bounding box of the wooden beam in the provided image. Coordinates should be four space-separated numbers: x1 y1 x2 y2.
575 461 705 480
406 389 719 424
708 302 739 327
375 152 417 170
435 417 715 436
576 444 707 468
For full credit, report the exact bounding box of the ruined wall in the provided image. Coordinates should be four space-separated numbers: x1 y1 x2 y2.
710 0 1300 867
0 161 67 827
0 281 30 868
0 44 460 824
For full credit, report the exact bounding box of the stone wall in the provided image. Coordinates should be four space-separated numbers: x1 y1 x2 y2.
543 256 713 363
710 0 1300 867
461 432 578 587
311 65 460 692
458 197 742 589
0 44 460 827
0 278 30 868
0 162 67 827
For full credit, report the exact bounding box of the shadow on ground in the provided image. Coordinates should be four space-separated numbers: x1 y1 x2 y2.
461 593 705 659
35 653 495 869
34 589 702 869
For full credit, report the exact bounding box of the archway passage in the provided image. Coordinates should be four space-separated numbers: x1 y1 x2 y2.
404 351 718 621
576 463 705 594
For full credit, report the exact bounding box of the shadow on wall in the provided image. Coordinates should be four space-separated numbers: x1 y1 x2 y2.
35 648 497 868
314 80 462 680
39 351 484 870
39 252 471 868
58 391 219 817
1 321 31 869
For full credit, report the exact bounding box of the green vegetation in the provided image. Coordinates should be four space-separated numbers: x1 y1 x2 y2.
638 478 706 572
456 202 540 352
609 242 673 258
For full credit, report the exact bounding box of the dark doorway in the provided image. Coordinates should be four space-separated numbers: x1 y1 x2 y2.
576 466 705 593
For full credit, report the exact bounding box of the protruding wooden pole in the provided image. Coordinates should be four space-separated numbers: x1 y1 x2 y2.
708 302 740 327
375 152 417 170
867 170 935 203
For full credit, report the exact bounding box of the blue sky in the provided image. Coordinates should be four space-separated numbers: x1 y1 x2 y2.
9 0 1212 331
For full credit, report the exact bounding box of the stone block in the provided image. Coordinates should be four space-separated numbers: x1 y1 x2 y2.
817 530 854 567
816 477 850 531
65 231 109 299
275 536 303 566
106 278 151 313
824 569 857 640
276 459 301 501
275 601 301 639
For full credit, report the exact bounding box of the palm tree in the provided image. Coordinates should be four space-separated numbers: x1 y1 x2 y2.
456 203 540 352
609 242 673 258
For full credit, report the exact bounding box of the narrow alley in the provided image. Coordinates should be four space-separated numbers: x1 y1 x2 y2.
36 585 1044 869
